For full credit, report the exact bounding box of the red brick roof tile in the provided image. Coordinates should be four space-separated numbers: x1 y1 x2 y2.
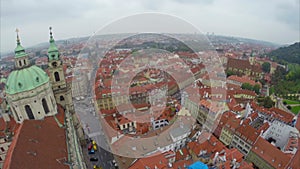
251 137 291 169
3 114 69 169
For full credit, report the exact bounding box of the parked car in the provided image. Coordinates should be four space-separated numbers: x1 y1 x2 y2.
88 143 93 150
90 157 98 162
93 165 102 169
88 144 93 150
88 148 95 154
93 144 98 151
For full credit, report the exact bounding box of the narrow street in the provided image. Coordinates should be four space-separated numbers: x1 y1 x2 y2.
74 97 116 169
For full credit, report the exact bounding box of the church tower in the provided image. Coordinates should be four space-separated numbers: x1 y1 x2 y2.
47 27 73 112
6 29 57 123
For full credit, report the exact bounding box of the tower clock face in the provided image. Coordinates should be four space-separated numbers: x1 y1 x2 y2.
52 61 58 67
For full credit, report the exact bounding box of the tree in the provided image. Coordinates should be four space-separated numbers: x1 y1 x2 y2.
253 84 261 94
262 96 275 108
241 83 253 90
226 70 235 77
262 62 271 73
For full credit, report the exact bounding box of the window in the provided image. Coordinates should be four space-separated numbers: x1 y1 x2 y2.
1 147 4 152
60 96 65 101
25 105 34 120
54 72 60 81
19 60 22 67
42 98 50 114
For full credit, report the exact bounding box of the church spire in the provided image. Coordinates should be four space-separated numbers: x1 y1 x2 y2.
14 28 30 69
14 28 27 59
16 28 21 45
49 26 55 43
48 26 59 61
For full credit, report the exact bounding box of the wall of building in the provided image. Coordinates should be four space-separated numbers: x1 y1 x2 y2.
246 151 275 169
231 134 252 155
262 120 298 150
6 82 57 123
219 128 233 146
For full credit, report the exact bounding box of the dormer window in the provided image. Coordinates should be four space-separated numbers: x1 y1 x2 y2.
36 77 39 82
18 82 22 88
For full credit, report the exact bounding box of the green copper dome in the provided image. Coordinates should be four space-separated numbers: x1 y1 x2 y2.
6 65 49 95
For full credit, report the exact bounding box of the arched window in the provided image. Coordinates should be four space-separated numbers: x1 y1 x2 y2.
25 105 34 119
60 96 65 101
23 59 26 65
42 98 49 114
19 60 22 67
54 72 60 81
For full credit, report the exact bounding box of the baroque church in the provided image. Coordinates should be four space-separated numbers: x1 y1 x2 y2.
1 28 85 169
5 28 73 123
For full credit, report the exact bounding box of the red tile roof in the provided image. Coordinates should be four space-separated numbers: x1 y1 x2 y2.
3 112 69 169
251 137 291 169
128 153 169 169
175 147 190 161
227 75 261 87
172 159 193 169
188 132 227 159
227 58 262 74
224 117 241 132
239 161 254 169
225 148 244 162
269 107 294 123
235 124 259 144
0 116 19 138
214 111 235 138
288 140 300 168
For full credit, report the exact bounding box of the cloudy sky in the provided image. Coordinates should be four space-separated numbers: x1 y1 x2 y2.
1 0 299 53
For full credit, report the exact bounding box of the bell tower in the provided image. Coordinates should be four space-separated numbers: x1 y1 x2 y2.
14 29 30 69
47 27 73 112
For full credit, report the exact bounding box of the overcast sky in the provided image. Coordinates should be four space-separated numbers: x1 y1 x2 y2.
1 0 299 53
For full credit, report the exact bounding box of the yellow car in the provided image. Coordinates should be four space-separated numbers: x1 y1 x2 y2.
93 144 97 151
92 140 96 145
93 165 102 169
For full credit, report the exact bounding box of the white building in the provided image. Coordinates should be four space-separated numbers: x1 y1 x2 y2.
262 120 299 150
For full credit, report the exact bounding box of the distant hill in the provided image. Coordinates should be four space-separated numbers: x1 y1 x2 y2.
268 42 300 64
